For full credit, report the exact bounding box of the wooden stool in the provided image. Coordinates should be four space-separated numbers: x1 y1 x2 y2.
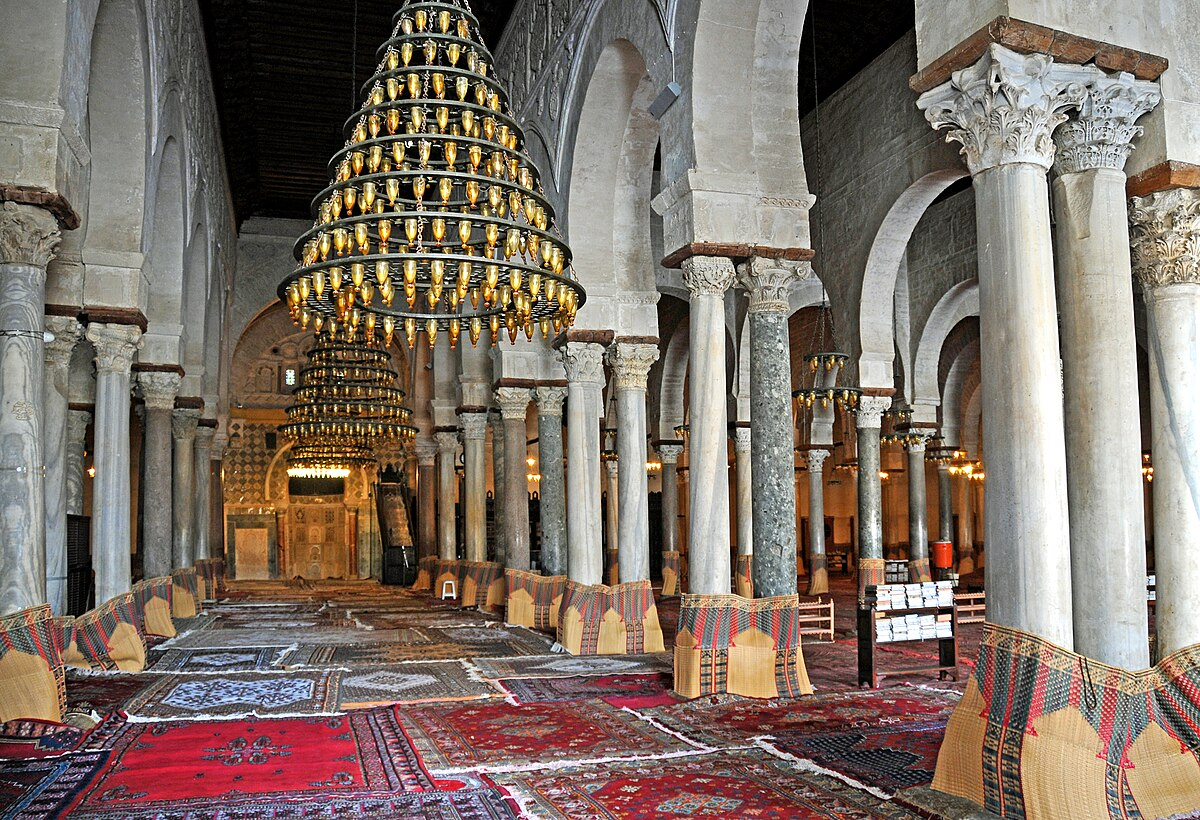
440 579 457 600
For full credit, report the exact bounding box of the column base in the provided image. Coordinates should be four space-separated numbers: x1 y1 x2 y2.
556 580 665 655
74 593 146 672
0 605 65 723
661 552 685 596
858 558 886 598
461 561 506 613
807 557 829 596
412 556 437 591
673 593 814 700
735 554 754 597
505 569 567 632
908 558 933 583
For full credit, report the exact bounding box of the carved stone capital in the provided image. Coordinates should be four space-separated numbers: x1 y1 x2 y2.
917 44 1093 174
681 255 737 297
435 430 460 453
807 449 830 470
138 371 182 411
44 315 81 371
0 202 61 268
606 342 659 392
855 396 892 429
67 409 91 443
172 408 201 440
414 438 438 465
460 411 489 441
605 458 619 477
906 438 929 454
86 323 141 376
730 426 752 453
738 256 808 313
1129 188 1200 288
495 386 532 420
534 385 567 416
1054 72 1161 174
195 426 215 451
560 341 606 388
657 443 684 463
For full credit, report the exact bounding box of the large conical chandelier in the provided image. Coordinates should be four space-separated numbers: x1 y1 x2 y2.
281 331 417 478
279 0 585 349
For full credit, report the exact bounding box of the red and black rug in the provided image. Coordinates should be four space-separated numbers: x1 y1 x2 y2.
498 673 680 709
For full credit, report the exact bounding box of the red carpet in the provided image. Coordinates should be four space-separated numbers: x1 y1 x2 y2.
0 719 85 760
498 673 680 708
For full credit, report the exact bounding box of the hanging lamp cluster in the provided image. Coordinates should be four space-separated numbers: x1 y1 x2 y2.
279 0 585 349
281 330 417 479
793 353 861 412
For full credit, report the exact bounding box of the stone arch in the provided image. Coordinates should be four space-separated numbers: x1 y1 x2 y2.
940 336 980 448
82 0 150 257
912 279 980 407
565 39 660 334
181 218 210 378
857 169 968 389
658 313 690 438
962 376 983 459
143 134 186 339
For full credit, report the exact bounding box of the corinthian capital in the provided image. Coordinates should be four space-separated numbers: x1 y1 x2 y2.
606 342 659 391
435 430 460 453
807 449 830 470
138 371 182 410
560 341 606 387
0 202 61 267
657 442 683 463
86 323 142 376
172 408 200 440
494 386 532 420
855 395 892 429
917 44 1093 174
44 315 81 371
682 255 737 297
738 256 808 313
731 426 752 453
459 411 489 441
534 385 567 415
1054 72 1161 175
1129 188 1200 289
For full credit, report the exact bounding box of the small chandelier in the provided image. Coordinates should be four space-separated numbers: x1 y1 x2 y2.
793 353 861 412
279 0 585 349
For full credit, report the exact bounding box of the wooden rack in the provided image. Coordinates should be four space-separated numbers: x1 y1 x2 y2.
857 584 957 689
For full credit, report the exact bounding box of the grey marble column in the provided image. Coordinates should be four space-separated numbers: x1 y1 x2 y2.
560 341 606 584
920 44 1086 648
1130 188 1200 656
731 426 753 559
906 438 932 582
65 410 90 516
86 323 141 605
739 258 804 596
682 256 737 594
607 342 659 583
172 409 199 570
937 463 953 543
461 412 489 562
855 396 890 596
534 386 567 575
806 449 830 595
415 439 438 559
43 316 80 613
435 431 459 560
495 387 532 570
1053 73 1159 669
657 443 683 560
193 426 214 562
0 203 59 615
137 372 179 578
603 457 619 581
489 410 506 564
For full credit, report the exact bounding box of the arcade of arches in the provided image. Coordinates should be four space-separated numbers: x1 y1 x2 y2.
1 0 1200 817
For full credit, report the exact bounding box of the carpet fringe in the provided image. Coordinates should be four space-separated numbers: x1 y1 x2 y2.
428 746 722 776
617 705 715 751
752 737 893 800
123 708 347 724
549 642 566 654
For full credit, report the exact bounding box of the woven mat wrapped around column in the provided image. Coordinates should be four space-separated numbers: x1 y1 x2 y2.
934 623 1200 819
661 552 683 596
0 604 65 723
170 568 201 617
194 560 217 600
74 594 146 672
735 555 754 598
412 556 437 591
505 570 566 632
807 554 828 596
908 557 932 583
557 580 665 656
460 561 506 612
434 559 465 601
674 593 814 700
858 558 885 598
605 549 619 585
132 577 176 637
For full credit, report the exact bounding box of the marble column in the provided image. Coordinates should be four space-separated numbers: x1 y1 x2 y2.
65 410 90 516
461 412 489 562
919 44 1086 647
739 258 804 596
906 438 932 582
86 323 141 605
658 443 683 560
489 410 506 564
682 256 737 594
1130 187 1200 656
807 449 830 595
193 426 214 562
731 426 753 560
43 316 80 613
607 342 659 583
137 372 178 578
560 341 606 584
1053 73 1158 669
856 396 890 596
603 457 619 582
210 433 227 560
172 409 199 569
0 203 59 615
435 431 459 560
937 463 953 543
415 439 438 559
534 386 567 575
495 387 532 570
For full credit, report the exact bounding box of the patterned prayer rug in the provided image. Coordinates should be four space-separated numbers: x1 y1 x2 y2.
396 698 699 771
498 674 679 708
0 719 86 760
645 686 960 746
163 627 407 649
472 653 673 680
283 642 498 666
494 751 925 819
143 646 290 673
768 719 948 794
68 707 432 815
0 750 108 818
64 671 154 716
119 670 340 718
337 663 503 707
427 626 554 655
